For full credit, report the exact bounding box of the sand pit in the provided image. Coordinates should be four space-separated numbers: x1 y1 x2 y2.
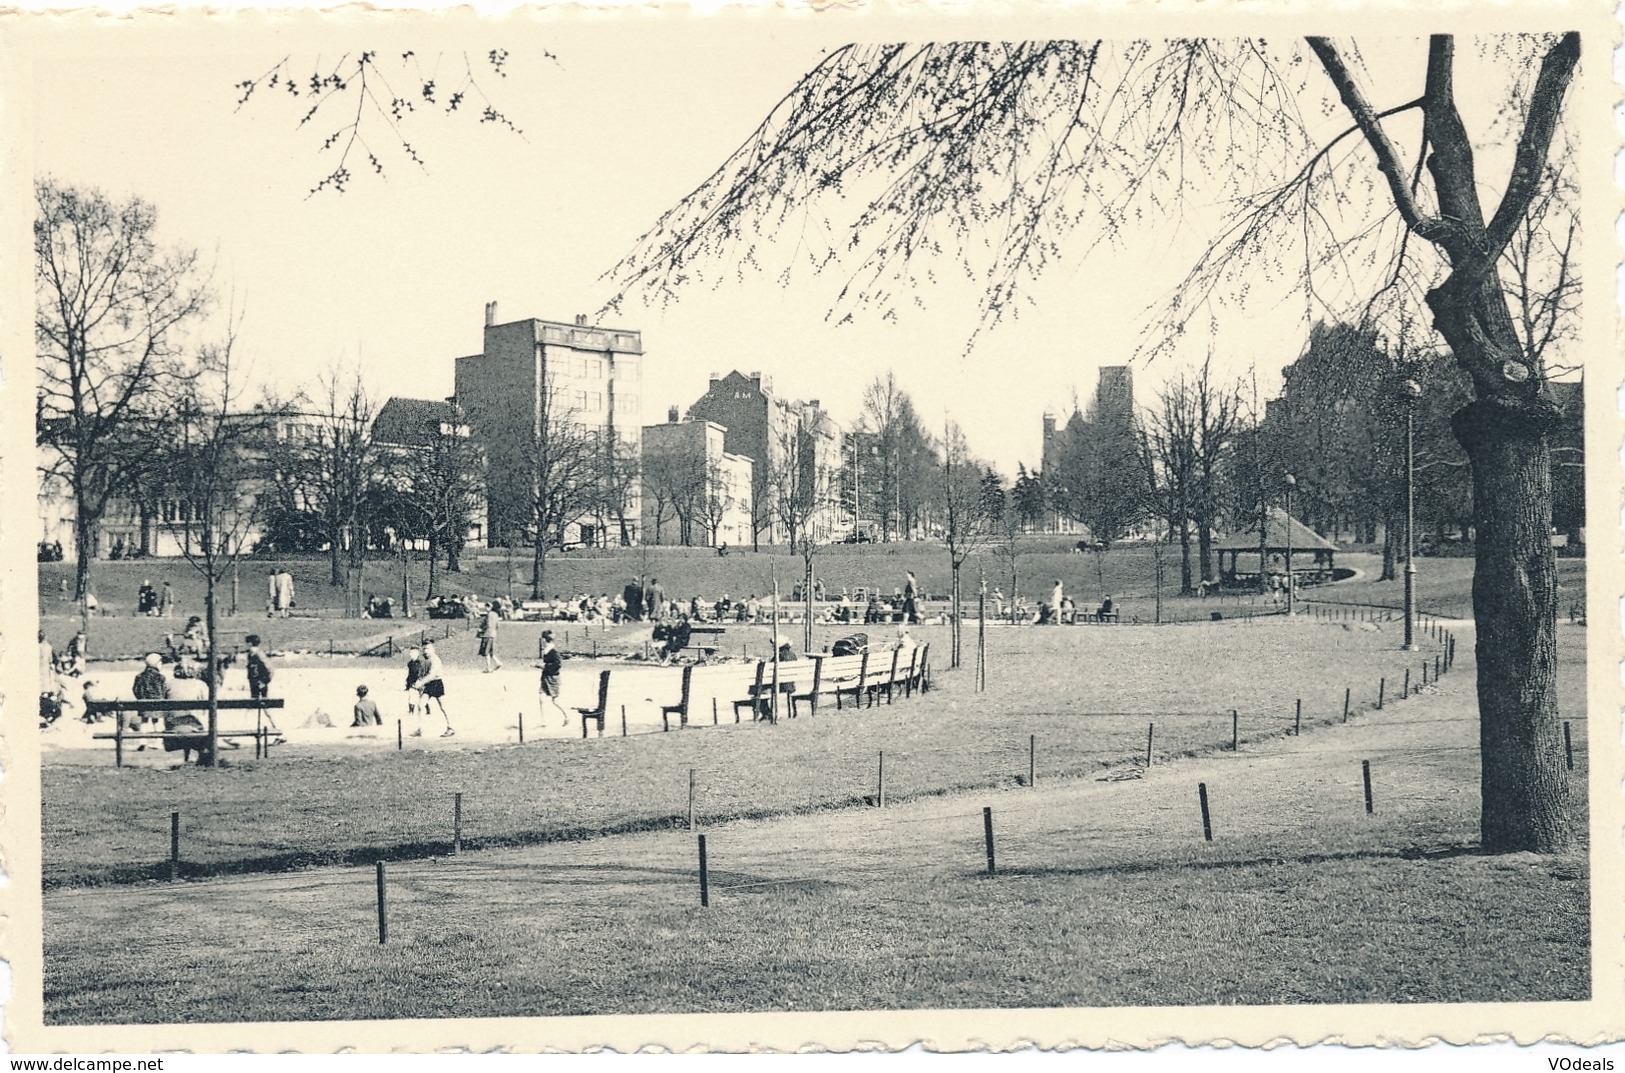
41 654 798 753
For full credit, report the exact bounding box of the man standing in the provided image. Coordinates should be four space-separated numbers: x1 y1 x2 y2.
646 577 666 622
1049 578 1065 625
623 577 644 623
903 571 920 625
479 600 503 673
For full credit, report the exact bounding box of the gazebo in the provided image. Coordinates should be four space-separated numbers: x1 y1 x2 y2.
1215 508 1338 589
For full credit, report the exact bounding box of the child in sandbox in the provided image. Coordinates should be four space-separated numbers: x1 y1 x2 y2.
352 684 382 728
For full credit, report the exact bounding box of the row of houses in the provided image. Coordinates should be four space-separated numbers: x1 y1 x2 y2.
38 305 848 559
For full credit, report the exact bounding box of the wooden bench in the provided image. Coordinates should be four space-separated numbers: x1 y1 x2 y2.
831 651 871 709
88 698 286 767
577 669 612 737
1076 611 1120 624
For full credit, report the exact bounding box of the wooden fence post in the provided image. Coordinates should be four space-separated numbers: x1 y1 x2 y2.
1198 783 1213 842
1563 721 1574 771
983 806 996 875
1145 722 1154 767
1028 734 1036 788
877 751 886 808
697 835 710 907
621 705 628 737
687 769 696 831
376 861 388 943
169 811 180 881
453 792 463 854
1378 678 1385 710
1231 709 1239 751
1362 760 1374 814
1343 687 1351 723
1294 699 1301 736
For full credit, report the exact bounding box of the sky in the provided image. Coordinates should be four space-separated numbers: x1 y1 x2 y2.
18 17 1583 476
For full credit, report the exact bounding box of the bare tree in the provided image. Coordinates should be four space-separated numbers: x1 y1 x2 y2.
610 34 1584 853
766 419 836 651
381 411 485 600
157 329 281 766
523 372 603 598
1147 356 1243 593
35 178 209 621
940 420 995 668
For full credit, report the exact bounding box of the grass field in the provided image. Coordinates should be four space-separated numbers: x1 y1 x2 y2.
41 625 1591 1021
40 617 1475 889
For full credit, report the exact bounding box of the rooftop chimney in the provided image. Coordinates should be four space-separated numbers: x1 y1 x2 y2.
668 406 680 424
484 301 497 327
574 313 588 327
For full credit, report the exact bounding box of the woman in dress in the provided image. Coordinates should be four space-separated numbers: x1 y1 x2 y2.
418 642 454 737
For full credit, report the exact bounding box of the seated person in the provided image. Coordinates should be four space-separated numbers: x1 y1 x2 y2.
1098 595 1115 618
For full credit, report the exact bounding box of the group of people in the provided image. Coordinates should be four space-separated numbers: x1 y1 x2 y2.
134 579 175 617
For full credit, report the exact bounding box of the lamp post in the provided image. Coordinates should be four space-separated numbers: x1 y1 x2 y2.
1403 379 1422 650
1283 473 1296 616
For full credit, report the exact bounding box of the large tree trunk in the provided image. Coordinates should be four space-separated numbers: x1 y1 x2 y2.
1453 395 1570 852
1196 517 1215 584
329 518 344 587
1432 268 1571 853
73 498 95 604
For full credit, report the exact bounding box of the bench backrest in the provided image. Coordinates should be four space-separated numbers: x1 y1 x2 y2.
84 698 284 713
673 665 694 710
591 669 612 713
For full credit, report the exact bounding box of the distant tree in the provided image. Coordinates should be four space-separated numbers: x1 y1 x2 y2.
382 413 485 599
594 435 642 548
522 374 602 598
234 50 529 197
35 178 209 620
641 447 703 545
855 372 938 541
1049 402 1149 547
1011 464 1047 531
1147 356 1244 592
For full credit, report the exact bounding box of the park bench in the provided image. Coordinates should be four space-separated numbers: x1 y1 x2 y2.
1075 611 1120 625
87 698 286 767
681 624 726 661
577 668 612 738
728 659 804 722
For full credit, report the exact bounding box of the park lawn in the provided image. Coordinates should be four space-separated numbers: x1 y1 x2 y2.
1301 553 1587 622
42 634 1591 1021
41 618 1462 888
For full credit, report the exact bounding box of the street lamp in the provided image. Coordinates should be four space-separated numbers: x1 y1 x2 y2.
1402 379 1422 650
1283 473 1296 616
